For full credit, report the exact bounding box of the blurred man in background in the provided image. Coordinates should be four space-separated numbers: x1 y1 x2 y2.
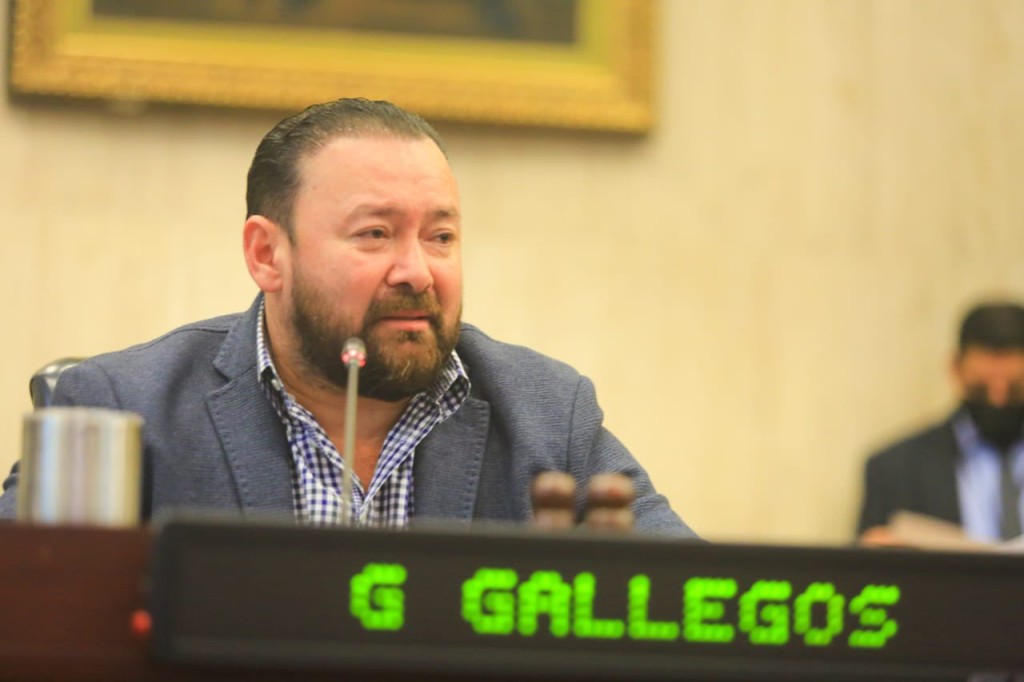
858 302 1024 545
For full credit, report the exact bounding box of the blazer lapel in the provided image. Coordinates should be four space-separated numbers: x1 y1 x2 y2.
414 396 490 522
206 374 294 514
206 295 294 515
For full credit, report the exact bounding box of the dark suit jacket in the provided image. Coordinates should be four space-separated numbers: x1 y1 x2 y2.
856 415 962 534
1 297 693 537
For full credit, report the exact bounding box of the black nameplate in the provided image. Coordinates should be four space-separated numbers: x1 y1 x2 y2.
148 518 1024 680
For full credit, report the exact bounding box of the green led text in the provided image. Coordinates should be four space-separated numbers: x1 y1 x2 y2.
349 563 407 631
738 580 792 645
848 585 900 648
456 569 901 650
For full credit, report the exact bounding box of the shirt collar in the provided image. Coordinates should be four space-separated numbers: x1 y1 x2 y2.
953 408 984 461
952 407 1024 462
256 299 284 393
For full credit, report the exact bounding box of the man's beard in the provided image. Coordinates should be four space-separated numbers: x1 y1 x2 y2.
289 275 460 402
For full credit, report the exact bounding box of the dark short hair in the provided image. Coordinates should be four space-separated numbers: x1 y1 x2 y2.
245 98 447 241
958 302 1024 352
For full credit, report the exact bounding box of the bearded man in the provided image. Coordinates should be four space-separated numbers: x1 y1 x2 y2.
0 99 692 536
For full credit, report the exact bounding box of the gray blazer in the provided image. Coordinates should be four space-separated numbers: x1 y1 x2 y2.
1 297 693 537
856 415 962 535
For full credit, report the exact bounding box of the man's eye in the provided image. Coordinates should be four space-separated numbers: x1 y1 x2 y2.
434 232 455 244
359 228 387 239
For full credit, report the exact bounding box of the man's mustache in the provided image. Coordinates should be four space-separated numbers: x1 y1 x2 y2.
364 291 443 329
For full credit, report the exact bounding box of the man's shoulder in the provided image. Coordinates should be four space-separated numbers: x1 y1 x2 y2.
84 312 242 371
454 323 593 415
867 415 959 466
456 323 581 386
57 310 249 403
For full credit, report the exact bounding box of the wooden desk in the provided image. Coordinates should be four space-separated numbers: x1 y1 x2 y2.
0 525 463 681
0 524 154 680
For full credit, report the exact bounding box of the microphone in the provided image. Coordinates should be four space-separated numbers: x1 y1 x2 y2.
340 337 366 526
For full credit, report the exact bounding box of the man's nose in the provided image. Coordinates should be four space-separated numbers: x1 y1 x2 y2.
386 240 433 293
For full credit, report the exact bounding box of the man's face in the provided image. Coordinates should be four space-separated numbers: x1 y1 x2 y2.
283 135 463 401
953 347 1024 406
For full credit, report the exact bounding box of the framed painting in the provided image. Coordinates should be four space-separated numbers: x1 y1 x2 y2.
7 0 656 132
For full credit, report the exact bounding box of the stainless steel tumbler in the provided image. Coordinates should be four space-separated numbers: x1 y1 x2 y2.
17 407 143 526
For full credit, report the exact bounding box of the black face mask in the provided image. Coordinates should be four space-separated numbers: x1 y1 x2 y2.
963 397 1024 451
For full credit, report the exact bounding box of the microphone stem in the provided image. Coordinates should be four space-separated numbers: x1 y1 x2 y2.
341 362 360 526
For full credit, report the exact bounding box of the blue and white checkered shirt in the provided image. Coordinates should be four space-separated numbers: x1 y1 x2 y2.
256 302 469 527
953 411 1024 542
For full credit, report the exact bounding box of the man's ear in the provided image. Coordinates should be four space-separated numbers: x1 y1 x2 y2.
243 216 290 293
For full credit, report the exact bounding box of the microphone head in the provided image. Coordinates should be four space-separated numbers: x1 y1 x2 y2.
341 337 367 368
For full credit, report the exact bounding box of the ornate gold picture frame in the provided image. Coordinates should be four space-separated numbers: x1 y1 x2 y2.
8 0 655 132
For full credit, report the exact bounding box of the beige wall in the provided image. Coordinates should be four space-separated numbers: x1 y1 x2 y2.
2 0 1023 543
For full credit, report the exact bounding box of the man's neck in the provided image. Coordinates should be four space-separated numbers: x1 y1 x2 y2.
264 307 411 482
273 345 408 431
280 361 412 486
295 376 408 438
